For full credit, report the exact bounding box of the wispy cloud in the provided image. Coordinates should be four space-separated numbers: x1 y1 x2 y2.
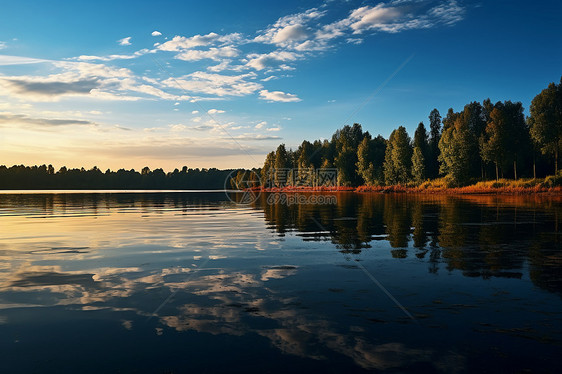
0 55 49 65
259 90 301 103
0 1 465 107
1 78 99 97
230 134 282 141
163 72 262 97
175 46 239 62
118 37 132 46
0 112 97 128
157 32 242 51
74 48 152 62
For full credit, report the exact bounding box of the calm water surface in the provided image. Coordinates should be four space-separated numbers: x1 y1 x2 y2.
0 192 561 373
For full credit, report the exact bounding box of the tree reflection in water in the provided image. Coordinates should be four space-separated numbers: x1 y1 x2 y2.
254 192 562 296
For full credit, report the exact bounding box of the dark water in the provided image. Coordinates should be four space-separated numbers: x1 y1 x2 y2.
0 191 561 373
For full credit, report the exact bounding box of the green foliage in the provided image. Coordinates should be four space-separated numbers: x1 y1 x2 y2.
529 77 562 173
438 116 474 186
274 144 290 186
428 108 442 179
480 101 527 180
261 151 275 187
411 146 426 184
384 126 412 185
333 123 368 185
413 122 429 155
257 77 559 187
335 137 358 186
356 136 386 186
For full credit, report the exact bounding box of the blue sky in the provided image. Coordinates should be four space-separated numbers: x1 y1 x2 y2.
0 0 560 170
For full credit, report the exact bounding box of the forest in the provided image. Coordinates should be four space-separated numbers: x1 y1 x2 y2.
1 77 560 190
258 77 562 188
0 165 234 190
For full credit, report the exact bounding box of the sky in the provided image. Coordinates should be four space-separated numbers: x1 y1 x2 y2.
0 0 560 171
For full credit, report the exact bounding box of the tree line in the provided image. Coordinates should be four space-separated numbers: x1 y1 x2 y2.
2 78 559 190
261 77 562 187
0 165 236 190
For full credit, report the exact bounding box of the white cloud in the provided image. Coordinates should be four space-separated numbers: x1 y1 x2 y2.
294 40 327 51
266 126 282 132
174 102 180 106
246 51 300 71
0 41 6 50
207 109 225 114
0 55 49 66
316 19 348 41
429 0 465 25
189 124 214 131
0 60 183 102
0 1 465 111
157 32 241 51
175 46 239 61
118 37 132 46
255 121 267 129
206 60 246 73
54 61 133 78
74 48 152 62
272 24 309 44
230 125 249 130
348 5 403 33
163 72 262 97
191 110 199 114
346 38 363 45
230 134 282 141
169 123 187 131
319 1 464 38
255 7 326 47
259 90 301 103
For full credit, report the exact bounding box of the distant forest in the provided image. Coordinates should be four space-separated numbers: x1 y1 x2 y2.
258 77 562 187
2 77 560 190
0 166 235 190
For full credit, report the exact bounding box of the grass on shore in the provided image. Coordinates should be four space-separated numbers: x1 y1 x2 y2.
254 175 562 195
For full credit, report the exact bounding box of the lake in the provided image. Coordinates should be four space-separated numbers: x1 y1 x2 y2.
0 191 561 373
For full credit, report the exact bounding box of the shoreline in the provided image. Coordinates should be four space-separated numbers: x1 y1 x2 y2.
249 184 562 195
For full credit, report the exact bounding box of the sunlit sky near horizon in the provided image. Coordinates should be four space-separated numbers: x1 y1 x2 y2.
0 0 560 171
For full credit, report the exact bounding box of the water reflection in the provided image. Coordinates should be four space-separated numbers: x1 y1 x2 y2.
0 192 560 373
253 193 562 295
